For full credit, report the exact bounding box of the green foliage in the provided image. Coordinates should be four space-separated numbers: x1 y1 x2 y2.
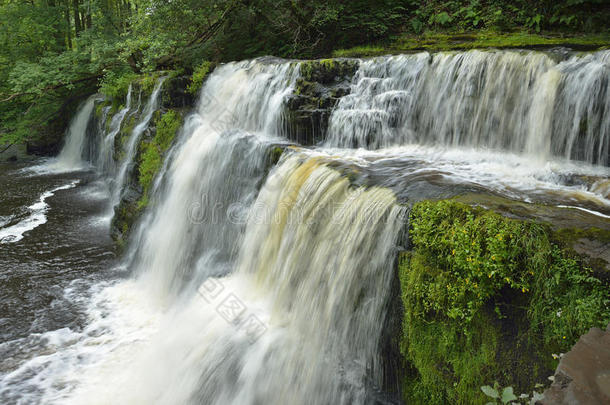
99 71 139 100
187 61 214 95
154 110 181 152
1 0 608 150
481 382 545 404
401 0 609 33
137 110 182 208
399 200 610 404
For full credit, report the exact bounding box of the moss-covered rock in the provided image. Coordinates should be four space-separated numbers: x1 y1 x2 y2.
110 108 184 247
187 61 215 95
398 199 610 404
284 59 358 145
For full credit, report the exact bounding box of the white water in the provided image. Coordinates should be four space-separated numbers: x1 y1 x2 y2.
0 181 78 244
327 49 610 165
96 84 134 176
53 96 99 171
128 61 299 302
111 78 166 210
65 154 405 405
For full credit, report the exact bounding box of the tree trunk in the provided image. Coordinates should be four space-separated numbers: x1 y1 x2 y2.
64 0 72 48
73 0 82 34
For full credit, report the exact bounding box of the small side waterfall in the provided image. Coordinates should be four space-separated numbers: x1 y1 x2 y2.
326 49 610 165
111 78 165 210
54 96 98 170
96 84 134 175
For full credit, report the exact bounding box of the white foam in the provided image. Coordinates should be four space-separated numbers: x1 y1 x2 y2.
0 181 78 244
306 144 610 210
0 279 162 405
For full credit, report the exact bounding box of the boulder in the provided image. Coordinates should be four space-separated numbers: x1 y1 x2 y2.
542 325 610 405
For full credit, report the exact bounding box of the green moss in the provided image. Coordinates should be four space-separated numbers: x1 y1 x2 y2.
554 226 610 247
333 45 386 58
299 59 358 83
100 71 139 100
115 113 138 161
139 73 161 96
136 110 182 209
399 200 610 404
188 61 214 95
154 110 181 152
268 146 284 166
94 102 107 120
332 32 610 57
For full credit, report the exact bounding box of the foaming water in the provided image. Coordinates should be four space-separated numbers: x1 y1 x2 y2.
110 78 166 210
0 278 159 405
63 154 405 405
96 84 134 176
52 96 99 171
327 49 610 165
0 181 78 244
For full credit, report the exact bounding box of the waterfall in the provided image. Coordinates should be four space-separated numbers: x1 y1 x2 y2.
54 96 98 170
66 152 405 405
129 60 299 303
326 49 610 165
60 58 408 404
33 50 607 405
111 78 165 210
96 84 134 175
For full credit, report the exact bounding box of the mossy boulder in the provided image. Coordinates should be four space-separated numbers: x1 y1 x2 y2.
284 58 358 145
397 199 610 404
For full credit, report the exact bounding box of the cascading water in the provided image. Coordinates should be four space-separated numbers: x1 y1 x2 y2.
110 78 165 210
326 49 610 165
96 84 134 175
53 96 99 170
69 153 405 405
129 60 299 302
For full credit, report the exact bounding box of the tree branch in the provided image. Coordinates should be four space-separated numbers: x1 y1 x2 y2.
0 74 101 104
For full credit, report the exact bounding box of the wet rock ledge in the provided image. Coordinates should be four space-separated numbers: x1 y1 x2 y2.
543 324 610 405
284 59 359 145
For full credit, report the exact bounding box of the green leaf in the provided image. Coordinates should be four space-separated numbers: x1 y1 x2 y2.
481 385 499 398
501 386 518 403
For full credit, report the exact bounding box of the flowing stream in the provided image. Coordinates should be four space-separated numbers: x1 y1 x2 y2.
0 49 608 405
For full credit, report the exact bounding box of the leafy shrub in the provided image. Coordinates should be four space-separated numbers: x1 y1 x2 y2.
99 70 138 100
399 200 610 403
187 61 214 95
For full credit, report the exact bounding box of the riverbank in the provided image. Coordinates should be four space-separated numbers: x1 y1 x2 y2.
333 31 610 57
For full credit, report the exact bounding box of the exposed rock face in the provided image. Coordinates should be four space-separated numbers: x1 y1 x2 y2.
284 59 358 145
162 75 196 108
542 325 610 405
